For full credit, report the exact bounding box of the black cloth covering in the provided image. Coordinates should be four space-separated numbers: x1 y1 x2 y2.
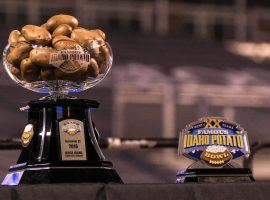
1 182 270 200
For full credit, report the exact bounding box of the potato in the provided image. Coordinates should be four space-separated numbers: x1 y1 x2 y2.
87 58 99 77
8 30 21 44
46 14 78 31
6 14 110 84
52 35 80 50
52 24 72 37
52 35 75 45
9 65 21 78
52 36 77 50
54 40 79 50
88 29 105 40
93 29 106 40
18 36 27 42
55 60 88 81
83 40 100 58
40 67 55 80
71 28 104 47
21 25 52 45
7 42 32 66
29 47 55 67
40 23 50 30
97 45 111 73
20 58 40 82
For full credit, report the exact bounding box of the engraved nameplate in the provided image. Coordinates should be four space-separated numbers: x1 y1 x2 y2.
59 119 87 161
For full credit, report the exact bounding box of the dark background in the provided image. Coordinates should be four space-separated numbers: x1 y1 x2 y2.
1 0 270 183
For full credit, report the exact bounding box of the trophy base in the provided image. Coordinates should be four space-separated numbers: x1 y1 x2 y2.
2 163 123 185
176 168 255 183
2 98 123 185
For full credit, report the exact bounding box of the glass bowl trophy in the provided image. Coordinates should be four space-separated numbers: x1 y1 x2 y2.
1 15 122 185
176 117 254 183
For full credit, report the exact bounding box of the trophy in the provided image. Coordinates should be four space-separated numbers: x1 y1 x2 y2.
1 14 122 185
176 117 254 183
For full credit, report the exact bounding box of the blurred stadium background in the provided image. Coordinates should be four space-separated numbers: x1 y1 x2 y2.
1 0 270 183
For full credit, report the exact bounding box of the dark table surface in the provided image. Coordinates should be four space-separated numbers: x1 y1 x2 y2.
1 182 270 200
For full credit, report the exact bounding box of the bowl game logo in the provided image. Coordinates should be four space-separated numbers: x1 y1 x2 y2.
61 120 82 136
179 117 250 167
49 45 91 73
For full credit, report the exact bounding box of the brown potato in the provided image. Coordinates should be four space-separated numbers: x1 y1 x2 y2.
40 67 55 80
7 42 32 66
87 58 99 77
52 24 72 37
71 28 104 47
52 36 78 50
53 40 79 50
96 45 111 73
29 47 55 67
21 25 52 45
83 40 100 58
40 23 50 30
93 29 106 40
52 35 75 46
18 36 27 42
20 58 40 82
9 65 21 78
8 30 21 44
46 14 78 31
55 60 88 81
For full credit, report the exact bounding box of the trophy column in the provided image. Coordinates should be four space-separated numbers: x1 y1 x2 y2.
2 99 122 185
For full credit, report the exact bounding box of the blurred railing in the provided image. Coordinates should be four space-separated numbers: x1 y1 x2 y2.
1 0 270 41
110 65 270 138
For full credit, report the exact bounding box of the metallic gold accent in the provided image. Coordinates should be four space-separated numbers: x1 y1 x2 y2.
19 105 30 112
205 118 223 128
67 129 77 135
21 124 34 147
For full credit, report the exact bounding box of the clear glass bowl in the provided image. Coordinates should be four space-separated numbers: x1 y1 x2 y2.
3 40 112 99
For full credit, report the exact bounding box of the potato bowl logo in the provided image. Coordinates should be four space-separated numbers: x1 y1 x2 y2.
61 120 81 136
179 117 250 167
49 45 90 73
200 146 232 167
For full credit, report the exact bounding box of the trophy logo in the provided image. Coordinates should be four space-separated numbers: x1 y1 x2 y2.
21 124 34 147
62 120 81 135
179 117 250 167
49 45 91 73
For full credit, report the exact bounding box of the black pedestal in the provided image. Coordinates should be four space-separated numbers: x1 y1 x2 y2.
176 168 254 183
2 99 122 185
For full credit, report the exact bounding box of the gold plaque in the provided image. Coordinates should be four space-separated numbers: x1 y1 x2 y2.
21 124 34 147
59 119 87 161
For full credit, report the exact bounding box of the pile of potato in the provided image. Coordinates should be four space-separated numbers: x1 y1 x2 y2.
6 14 111 83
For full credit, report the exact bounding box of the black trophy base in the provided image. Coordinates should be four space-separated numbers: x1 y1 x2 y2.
176 168 255 183
2 99 123 185
2 164 123 185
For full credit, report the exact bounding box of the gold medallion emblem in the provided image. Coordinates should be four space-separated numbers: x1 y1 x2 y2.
21 124 34 147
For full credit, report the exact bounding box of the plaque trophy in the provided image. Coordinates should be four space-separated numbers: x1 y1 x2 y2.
176 117 254 183
1 15 122 185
